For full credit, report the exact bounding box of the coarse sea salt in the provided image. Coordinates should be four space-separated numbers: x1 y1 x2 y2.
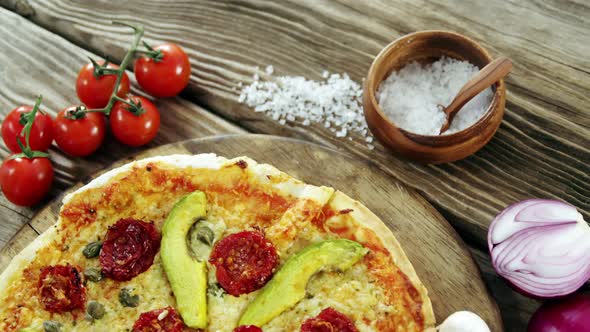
377 56 493 135
238 67 373 146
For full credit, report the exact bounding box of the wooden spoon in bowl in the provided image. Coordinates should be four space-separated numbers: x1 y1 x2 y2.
439 56 513 134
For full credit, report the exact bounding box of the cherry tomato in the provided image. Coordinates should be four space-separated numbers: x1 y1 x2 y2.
132 307 183 332
234 326 263 332
301 307 358 332
134 43 191 97
110 96 160 147
76 61 130 108
54 106 106 157
1 105 53 153
38 264 86 313
209 231 279 296
0 156 53 206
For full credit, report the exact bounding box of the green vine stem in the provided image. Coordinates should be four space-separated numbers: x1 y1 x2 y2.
12 96 50 160
133 41 164 62
88 57 119 77
9 22 156 158
80 21 149 117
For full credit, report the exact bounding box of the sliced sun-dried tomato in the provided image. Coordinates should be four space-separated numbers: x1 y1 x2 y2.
38 264 86 313
234 326 263 332
300 308 359 332
99 218 161 281
132 306 184 332
209 230 279 296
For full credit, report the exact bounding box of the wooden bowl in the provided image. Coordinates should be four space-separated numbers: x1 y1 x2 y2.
363 31 506 164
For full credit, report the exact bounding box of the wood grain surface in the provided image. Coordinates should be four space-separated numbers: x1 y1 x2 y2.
0 134 503 330
8 0 587 250
0 8 245 247
0 1 587 330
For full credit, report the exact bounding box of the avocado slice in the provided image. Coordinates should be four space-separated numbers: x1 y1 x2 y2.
238 239 368 326
161 191 209 329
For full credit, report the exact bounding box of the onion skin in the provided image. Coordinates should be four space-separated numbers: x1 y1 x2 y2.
528 293 590 332
488 199 590 299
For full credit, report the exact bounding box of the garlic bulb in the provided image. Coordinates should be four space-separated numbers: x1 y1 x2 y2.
438 311 491 332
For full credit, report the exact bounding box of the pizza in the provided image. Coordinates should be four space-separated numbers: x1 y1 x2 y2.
0 154 435 332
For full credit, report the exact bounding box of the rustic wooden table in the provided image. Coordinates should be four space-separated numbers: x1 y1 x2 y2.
0 1 588 331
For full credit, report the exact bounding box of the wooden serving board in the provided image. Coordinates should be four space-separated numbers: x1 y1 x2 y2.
0 135 502 330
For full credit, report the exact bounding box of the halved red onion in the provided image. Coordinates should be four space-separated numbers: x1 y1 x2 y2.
488 199 590 298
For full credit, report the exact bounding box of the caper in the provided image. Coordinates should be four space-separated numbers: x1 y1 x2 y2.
83 267 103 282
82 241 102 258
86 300 105 320
119 287 139 307
42 320 62 332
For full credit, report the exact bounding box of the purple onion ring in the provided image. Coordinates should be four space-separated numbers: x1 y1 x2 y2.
488 199 590 298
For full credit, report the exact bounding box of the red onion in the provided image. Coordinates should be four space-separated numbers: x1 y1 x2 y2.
528 293 590 331
488 199 590 298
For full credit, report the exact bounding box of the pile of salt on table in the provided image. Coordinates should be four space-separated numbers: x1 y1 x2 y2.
238 66 374 149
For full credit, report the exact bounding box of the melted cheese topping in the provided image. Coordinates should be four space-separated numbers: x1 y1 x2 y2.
0 159 425 332
264 264 393 332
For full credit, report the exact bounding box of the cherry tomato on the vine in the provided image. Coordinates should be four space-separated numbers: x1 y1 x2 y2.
1 105 54 153
54 107 106 157
0 156 53 206
134 43 191 98
110 96 160 147
76 61 130 108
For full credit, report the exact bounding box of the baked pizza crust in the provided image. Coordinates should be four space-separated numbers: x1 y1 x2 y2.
328 191 436 331
0 153 435 331
0 154 226 293
63 154 333 205
0 154 333 297
0 224 57 292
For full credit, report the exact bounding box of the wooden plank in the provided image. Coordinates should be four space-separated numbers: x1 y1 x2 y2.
0 198 35 253
7 0 587 251
0 135 503 330
0 2 586 330
0 8 246 247
0 224 38 272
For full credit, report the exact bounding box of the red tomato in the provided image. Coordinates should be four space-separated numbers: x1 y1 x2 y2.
110 96 160 147
0 156 53 206
54 106 106 157
300 307 358 332
234 326 263 332
134 43 191 97
99 218 161 281
1 105 53 153
209 231 279 296
76 61 130 108
132 307 184 332
38 264 86 313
